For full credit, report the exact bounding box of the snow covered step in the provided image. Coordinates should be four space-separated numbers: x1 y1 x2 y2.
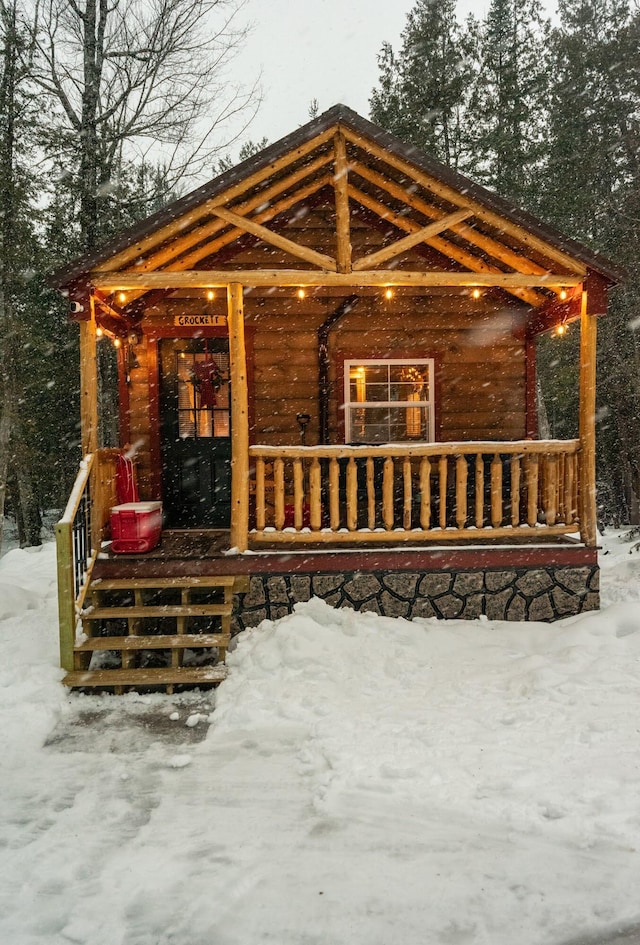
75 633 231 651
82 604 232 619
63 665 228 689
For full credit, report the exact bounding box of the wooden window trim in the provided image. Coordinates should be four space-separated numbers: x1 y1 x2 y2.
334 349 442 445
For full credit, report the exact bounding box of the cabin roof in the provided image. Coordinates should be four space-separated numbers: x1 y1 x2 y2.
50 103 624 295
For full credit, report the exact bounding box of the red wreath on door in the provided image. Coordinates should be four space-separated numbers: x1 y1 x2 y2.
191 359 224 408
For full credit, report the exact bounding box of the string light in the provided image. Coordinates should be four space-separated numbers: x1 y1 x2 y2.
96 327 104 338
113 337 122 348
555 323 568 337
384 288 394 300
118 292 127 304
559 289 568 301
297 288 306 300
206 290 215 301
472 288 482 300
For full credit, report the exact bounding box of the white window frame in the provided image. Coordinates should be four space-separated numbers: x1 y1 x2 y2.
343 358 435 444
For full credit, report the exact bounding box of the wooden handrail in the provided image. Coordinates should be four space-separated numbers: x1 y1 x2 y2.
249 439 580 460
55 448 122 671
249 440 584 546
58 454 95 524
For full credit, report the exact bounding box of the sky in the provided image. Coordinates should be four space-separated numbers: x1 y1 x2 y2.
219 0 494 162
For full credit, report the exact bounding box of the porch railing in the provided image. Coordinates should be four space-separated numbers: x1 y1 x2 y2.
55 448 120 671
249 440 582 545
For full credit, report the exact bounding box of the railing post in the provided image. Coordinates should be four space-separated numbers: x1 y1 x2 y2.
55 521 76 672
579 288 598 546
227 283 250 552
80 294 98 457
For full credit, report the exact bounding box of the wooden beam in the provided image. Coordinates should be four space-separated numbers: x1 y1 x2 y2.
352 161 556 281
585 269 609 316
578 289 598 547
99 127 337 273
80 294 98 455
116 174 332 309
349 184 546 307
526 287 582 337
130 153 333 276
93 269 583 290
352 207 473 271
342 126 588 275
333 132 352 273
227 283 250 553
211 205 338 271
177 175 331 270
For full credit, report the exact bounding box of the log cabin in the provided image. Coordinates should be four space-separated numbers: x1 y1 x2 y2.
51 104 622 692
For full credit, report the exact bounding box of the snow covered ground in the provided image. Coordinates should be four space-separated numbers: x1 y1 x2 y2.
1 533 640 945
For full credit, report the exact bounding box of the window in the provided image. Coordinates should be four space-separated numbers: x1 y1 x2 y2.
177 350 230 439
344 359 435 444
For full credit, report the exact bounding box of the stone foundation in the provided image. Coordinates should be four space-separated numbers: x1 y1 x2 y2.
232 565 599 633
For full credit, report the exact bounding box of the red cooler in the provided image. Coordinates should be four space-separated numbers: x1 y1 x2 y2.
110 501 162 554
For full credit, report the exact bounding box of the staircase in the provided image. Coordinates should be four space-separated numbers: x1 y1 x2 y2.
64 575 245 693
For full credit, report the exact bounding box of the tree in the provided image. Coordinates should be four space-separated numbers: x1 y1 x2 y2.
539 0 640 522
34 0 256 250
0 0 44 551
468 0 550 203
370 0 474 169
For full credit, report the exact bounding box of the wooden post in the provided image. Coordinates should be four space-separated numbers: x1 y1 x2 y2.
346 457 358 531
255 456 265 530
329 458 340 529
333 131 352 273
80 294 98 456
227 283 250 552
579 289 598 546
55 521 76 672
309 458 322 530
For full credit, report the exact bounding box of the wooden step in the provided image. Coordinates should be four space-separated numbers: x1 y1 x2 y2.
82 604 232 619
75 634 231 651
90 576 237 590
63 665 228 688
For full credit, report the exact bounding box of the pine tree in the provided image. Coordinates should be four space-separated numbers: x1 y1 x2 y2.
370 0 474 168
468 0 551 203
540 0 640 521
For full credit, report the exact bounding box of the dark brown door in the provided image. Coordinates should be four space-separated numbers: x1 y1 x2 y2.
159 337 231 527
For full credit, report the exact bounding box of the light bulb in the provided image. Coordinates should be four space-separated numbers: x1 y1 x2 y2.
118 292 126 304
559 289 568 301
472 288 481 300
207 290 215 301
297 288 306 300
384 288 394 300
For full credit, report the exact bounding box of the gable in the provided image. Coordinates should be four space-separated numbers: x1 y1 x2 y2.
51 105 623 321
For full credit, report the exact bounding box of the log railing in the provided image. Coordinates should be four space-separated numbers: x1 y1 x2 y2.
55 448 121 671
249 440 582 545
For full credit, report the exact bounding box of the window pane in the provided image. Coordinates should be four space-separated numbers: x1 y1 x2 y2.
388 406 429 440
365 383 389 403
349 407 389 444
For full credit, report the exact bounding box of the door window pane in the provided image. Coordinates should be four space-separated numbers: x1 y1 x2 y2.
177 351 230 439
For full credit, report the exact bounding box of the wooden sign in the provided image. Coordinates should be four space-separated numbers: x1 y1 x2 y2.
173 314 227 327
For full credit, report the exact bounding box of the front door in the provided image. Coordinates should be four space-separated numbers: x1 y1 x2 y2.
159 337 231 527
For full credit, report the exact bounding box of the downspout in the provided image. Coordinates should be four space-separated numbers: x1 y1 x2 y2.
318 294 359 444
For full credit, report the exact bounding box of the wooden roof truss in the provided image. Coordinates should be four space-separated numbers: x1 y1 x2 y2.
86 122 593 316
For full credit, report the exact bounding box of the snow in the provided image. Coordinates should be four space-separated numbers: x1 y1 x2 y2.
1 533 640 944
